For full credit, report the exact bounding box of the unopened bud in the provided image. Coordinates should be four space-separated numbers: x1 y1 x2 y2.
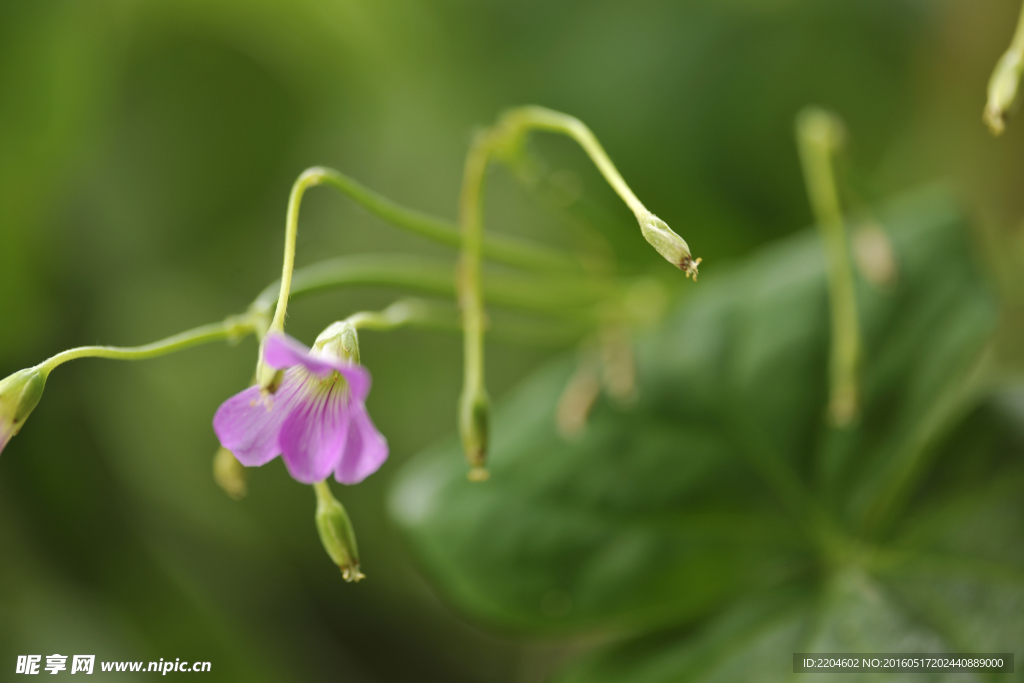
313 481 364 582
0 367 48 455
213 447 248 500
459 391 490 481
985 48 1024 135
637 211 700 279
314 321 360 363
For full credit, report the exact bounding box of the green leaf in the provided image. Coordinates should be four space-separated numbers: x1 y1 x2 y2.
560 455 1024 683
388 186 1000 659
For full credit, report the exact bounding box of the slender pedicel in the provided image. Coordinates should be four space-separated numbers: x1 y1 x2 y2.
455 107 698 477
0 314 261 457
311 167 577 273
984 0 1024 135
457 131 493 479
257 165 588 390
489 106 700 277
250 253 610 321
37 315 260 373
796 107 860 427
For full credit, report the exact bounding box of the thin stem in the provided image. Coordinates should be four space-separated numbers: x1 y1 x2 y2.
454 106 698 476
263 164 594 388
503 108 645 213
312 480 334 505
37 314 260 375
796 107 860 428
457 133 492 477
984 0 1024 135
336 298 586 347
251 253 609 320
345 299 456 332
314 167 577 272
489 107 699 276
270 168 325 333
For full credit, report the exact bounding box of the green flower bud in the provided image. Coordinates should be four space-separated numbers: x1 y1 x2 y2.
0 367 48 455
637 211 700 279
213 447 248 500
313 321 360 363
313 481 364 582
985 48 1024 135
460 390 490 482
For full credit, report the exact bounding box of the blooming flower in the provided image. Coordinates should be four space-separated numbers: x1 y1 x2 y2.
213 332 387 485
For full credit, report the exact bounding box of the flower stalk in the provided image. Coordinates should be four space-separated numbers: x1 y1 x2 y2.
250 253 609 321
796 107 860 428
455 106 698 477
0 313 261 457
36 314 261 374
488 106 700 276
310 167 577 273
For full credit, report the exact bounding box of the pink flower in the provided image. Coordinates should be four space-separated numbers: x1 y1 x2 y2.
213 333 387 485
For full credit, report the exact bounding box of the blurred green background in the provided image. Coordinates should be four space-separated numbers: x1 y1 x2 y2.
2 0 1024 681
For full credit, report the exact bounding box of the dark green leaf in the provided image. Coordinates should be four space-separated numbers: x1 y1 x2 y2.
389 187 1000 662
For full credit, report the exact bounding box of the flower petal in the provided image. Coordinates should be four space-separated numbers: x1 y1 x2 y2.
334 401 388 485
278 384 351 484
263 333 371 400
213 372 305 467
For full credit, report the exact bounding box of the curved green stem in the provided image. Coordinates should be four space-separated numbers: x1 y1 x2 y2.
36 314 261 375
252 253 611 320
313 167 577 272
489 107 699 276
796 107 860 428
343 298 586 347
271 168 325 334
455 106 697 476
345 299 455 332
263 165 593 388
457 133 492 477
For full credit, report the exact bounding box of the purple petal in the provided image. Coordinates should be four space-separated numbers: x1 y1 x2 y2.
278 385 351 484
263 333 371 401
334 401 388 485
213 372 305 467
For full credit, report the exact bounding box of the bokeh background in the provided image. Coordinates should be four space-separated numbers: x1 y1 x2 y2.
2 0 1024 680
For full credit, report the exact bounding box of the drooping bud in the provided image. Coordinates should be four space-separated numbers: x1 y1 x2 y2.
460 390 490 482
0 367 48 456
313 481 364 582
213 447 248 500
637 211 700 279
985 47 1024 135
